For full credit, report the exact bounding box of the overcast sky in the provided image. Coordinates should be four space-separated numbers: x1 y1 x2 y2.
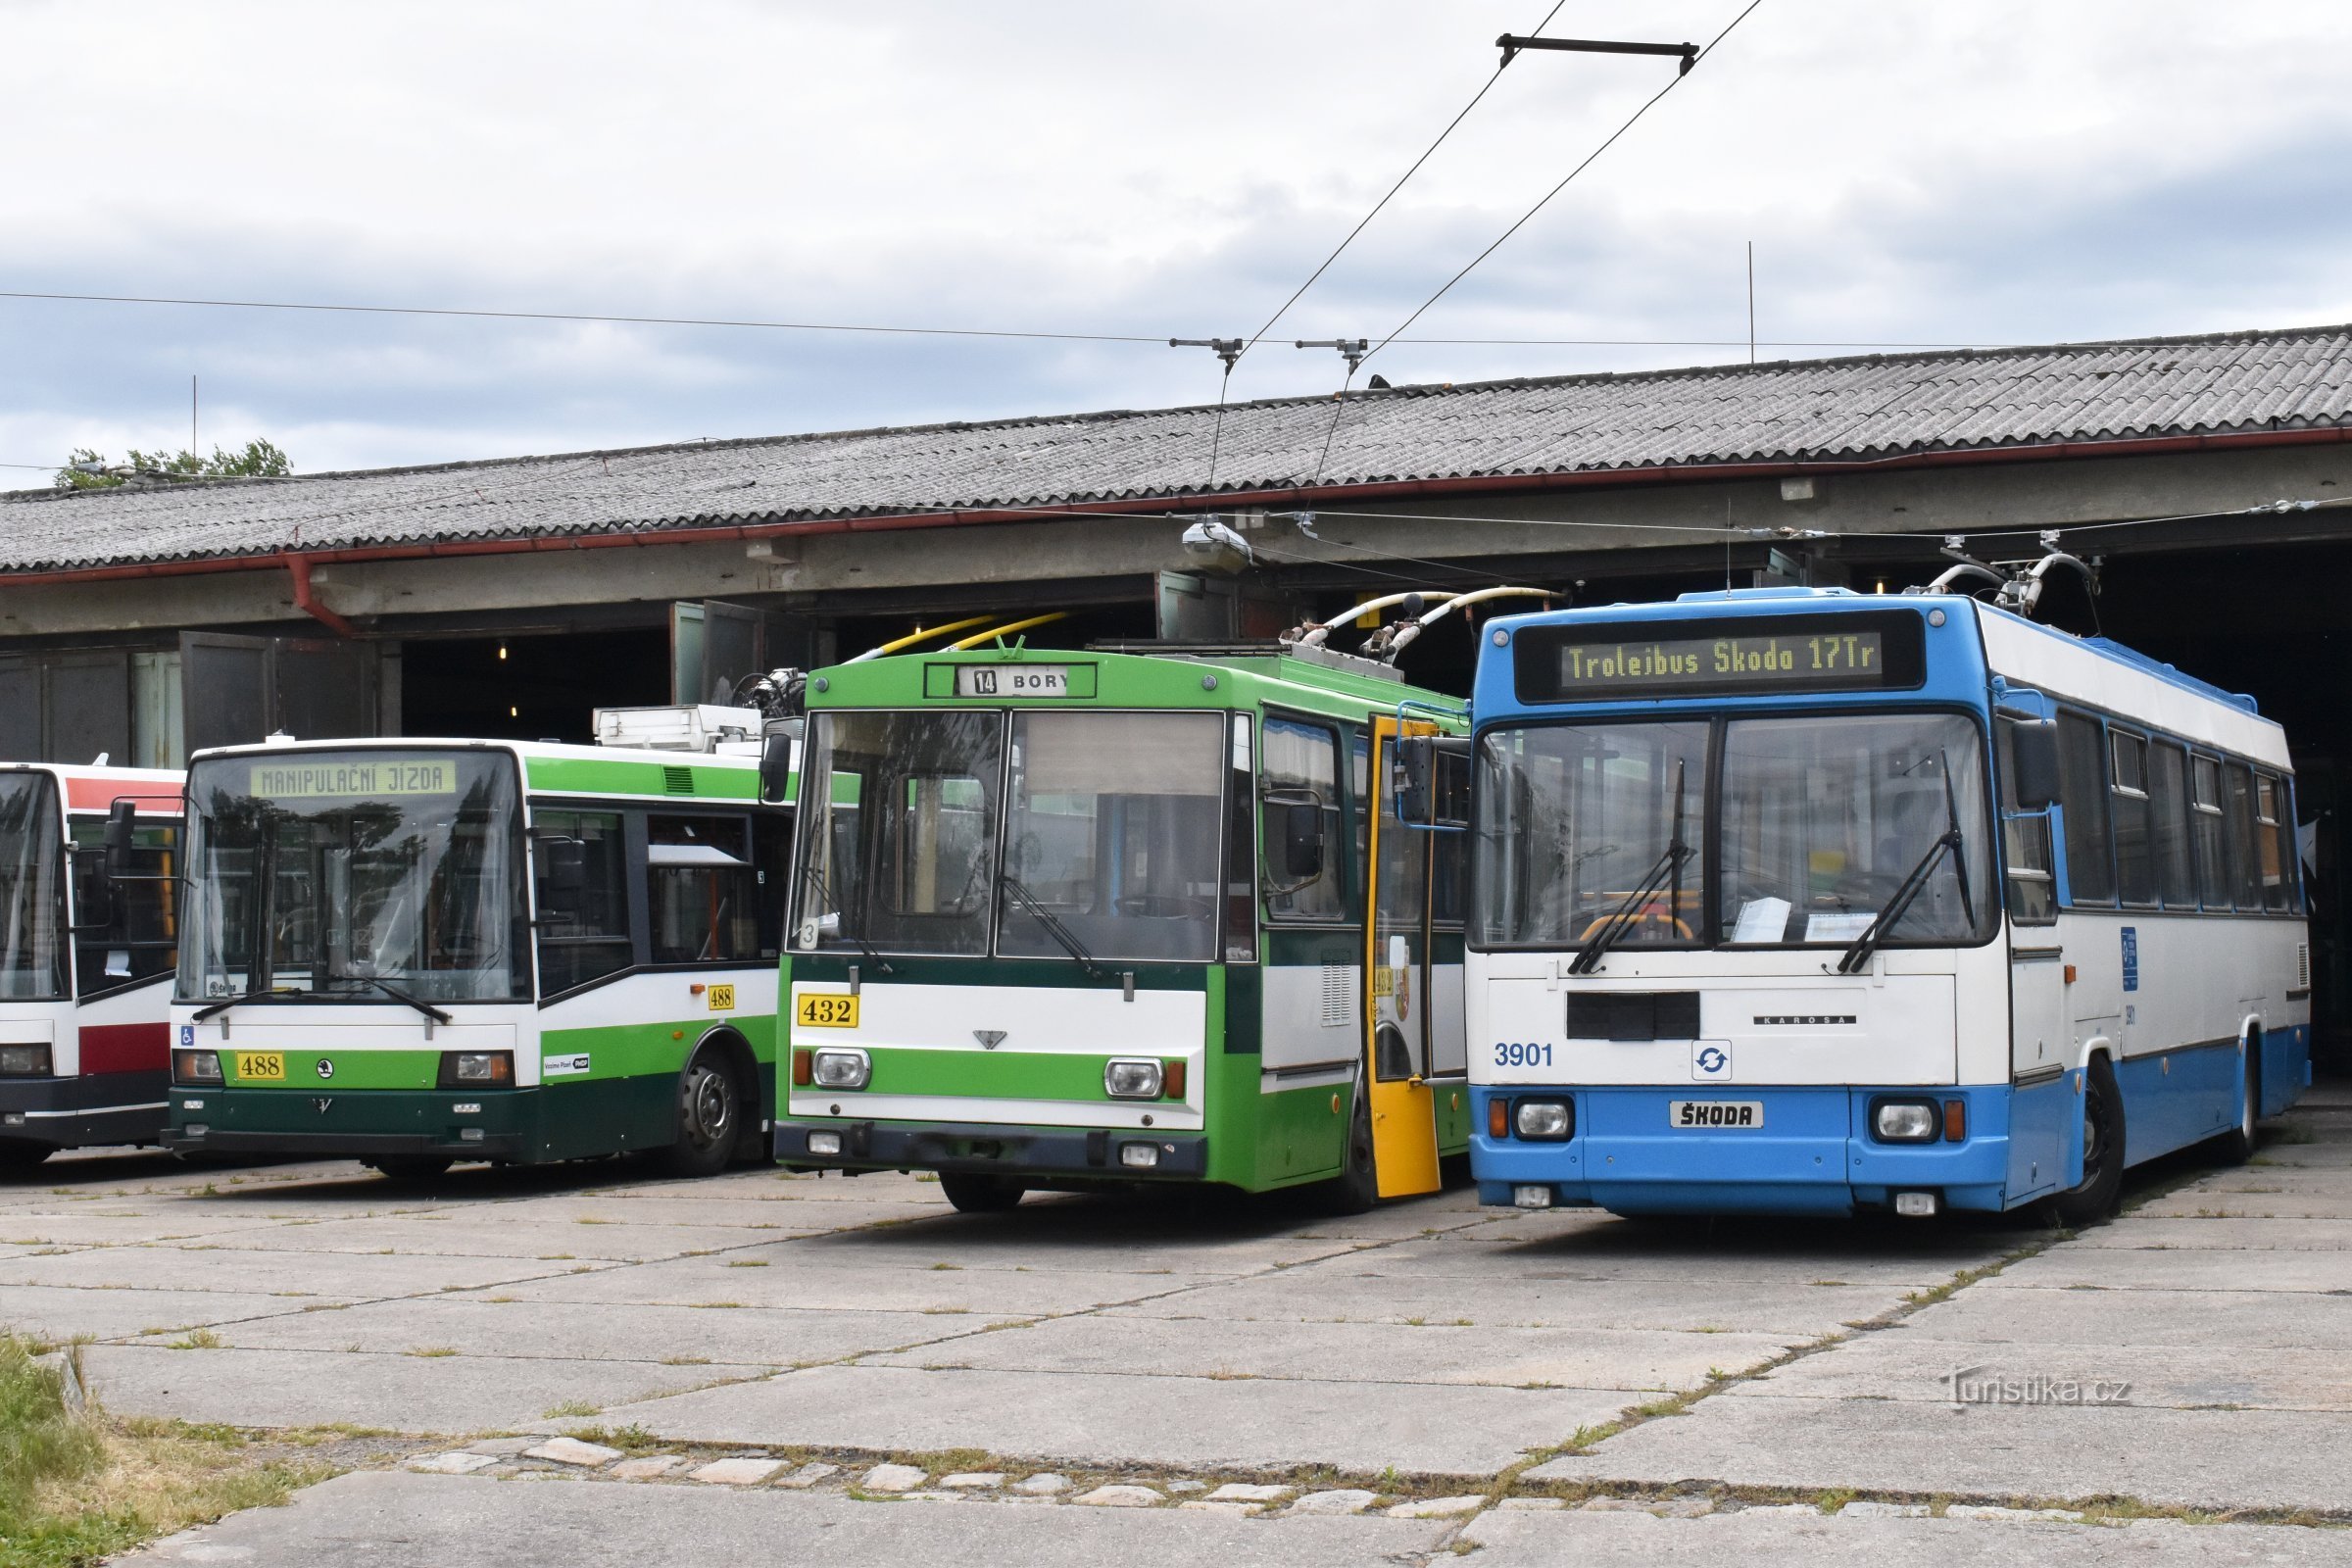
5 0 2351 482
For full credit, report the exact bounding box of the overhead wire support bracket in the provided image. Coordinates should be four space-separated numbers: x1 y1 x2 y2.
1496 34 1699 74
1296 338 1372 374
1170 337 1245 368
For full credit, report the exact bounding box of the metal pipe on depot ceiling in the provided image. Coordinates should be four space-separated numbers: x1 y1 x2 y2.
7 423 2350 591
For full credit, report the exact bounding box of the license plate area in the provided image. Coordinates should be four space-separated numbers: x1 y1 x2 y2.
1669 1099 1764 1129
234 1052 286 1082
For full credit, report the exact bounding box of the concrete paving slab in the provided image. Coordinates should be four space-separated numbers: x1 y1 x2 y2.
464 1255 1223 1314
488 1194 951 1230
787 1222 1377 1278
0 1210 293 1245
1101 1269 1907 1338
194 1214 796 1261
0 1242 601 1297
79 1344 760 1431
1897 1284 2352 1350
1321 1227 2019 1288
596 1361 1640 1476
2132 1192 2352 1219
2245 1144 2352 1167
0 1283 353 1342
2191 1169 2352 1195
125 1471 1455 1567
2067 1216 2352 1250
1528 1394 2352 1514
1722 1329 2352 1411
1983 1246 2352 1294
219 1297 1016 1365
862 1311 1792 1392
1460 1507 2352 1565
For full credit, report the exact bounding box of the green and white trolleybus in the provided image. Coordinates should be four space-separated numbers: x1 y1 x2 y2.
165 708 794 1179
772 637 1477 1211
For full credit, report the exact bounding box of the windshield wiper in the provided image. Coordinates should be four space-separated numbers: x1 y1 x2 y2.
799 864 894 975
188 985 309 1024
1568 759 1691 976
321 974 454 1031
999 872 1109 982
1838 748 1975 974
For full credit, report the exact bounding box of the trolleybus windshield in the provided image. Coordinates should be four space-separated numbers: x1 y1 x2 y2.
0 774 66 1001
1474 711 1993 951
180 751 528 1003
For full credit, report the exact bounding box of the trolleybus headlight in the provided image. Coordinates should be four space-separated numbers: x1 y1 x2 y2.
1118 1142 1160 1168
810 1048 871 1091
807 1131 844 1157
1103 1058 1163 1100
437 1051 514 1089
0 1044 53 1077
173 1049 222 1085
1514 1099 1573 1140
1872 1099 1939 1142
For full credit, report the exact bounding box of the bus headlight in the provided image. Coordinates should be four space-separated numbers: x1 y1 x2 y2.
1872 1100 1939 1142
1103 1058 1163 1100
0 1044 52 1077
810 1048 871 1091
437 1052 514 1088
173 1049 223 1085
1514 1099 1573 1140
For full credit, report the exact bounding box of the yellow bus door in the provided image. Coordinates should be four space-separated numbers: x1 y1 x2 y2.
1366 717 1443 1199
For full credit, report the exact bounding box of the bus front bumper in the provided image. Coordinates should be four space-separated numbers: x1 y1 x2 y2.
1470 1084 2015 1216
2 1072 170 1150
166 1087 533 1160
775 1117 1209 1180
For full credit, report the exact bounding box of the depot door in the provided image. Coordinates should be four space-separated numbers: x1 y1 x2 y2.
1365 716 1443 1198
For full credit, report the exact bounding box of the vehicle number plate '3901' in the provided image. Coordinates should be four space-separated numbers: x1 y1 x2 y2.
1669 1100 1764 1129
795 994 859 1029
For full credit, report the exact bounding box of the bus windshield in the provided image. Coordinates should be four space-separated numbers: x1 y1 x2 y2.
0 773 66 1002
792 709 1231 961
1475 710 1993 950
179 751 528 1003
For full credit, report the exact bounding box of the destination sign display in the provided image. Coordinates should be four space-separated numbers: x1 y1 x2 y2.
249 759 458 801
1514 612 1926 704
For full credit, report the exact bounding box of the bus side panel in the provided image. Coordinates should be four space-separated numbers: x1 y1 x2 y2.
2003 1073 2072 1204
538 970 780 1161
2116 1039 2243 1168
2263 1022 2313 1117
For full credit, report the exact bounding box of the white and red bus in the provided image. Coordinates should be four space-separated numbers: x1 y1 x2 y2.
0 762 185 1170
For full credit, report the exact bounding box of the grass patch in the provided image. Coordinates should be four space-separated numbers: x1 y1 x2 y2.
2 1335 327 1567
542 1400 601 1419
406 1348 460 1359
165 1330 222 1351
724 1260 768 1269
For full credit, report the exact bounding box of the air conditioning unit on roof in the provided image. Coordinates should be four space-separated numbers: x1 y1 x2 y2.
592 705 762 754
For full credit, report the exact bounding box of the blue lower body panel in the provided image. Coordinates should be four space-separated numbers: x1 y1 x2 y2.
1472 1084 2016 1217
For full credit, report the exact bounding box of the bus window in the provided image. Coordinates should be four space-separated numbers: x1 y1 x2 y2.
2055 713 2115 906
0 776 67 1002
1995 718 2055 925
1222 716 1256 963
752 812 792 957
2148 740 2195 908
2109 730 2154 906
70 819 178 996
534 809 632 993
2190 755 2230 909
2259 775 2296 912
649 815 758 964
1261 716 1344 922
2225 765 2264 910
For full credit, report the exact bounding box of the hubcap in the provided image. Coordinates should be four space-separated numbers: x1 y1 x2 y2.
685 1067 733 1147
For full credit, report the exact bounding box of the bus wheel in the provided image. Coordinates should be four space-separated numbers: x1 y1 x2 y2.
659 1048 743 1179
1316 1078 1379 1216
365 1155 454 1183
0 1139 53 1174
940 1173 1024 1213
2046 1057 2124 1228
2219 1043 2261 1165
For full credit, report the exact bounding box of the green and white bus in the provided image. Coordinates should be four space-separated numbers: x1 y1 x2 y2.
772 640 1472 1211
166 710 794 1180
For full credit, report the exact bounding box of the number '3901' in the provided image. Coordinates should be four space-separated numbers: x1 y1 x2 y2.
1493 1042 1553 1068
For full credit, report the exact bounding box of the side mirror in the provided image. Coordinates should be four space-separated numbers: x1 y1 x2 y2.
103 799 137 875
1261 788 1326 891
1394 736 1471 828
2010 721 2061 810
760 732 796 804
539 836 587 896
69 846 116 933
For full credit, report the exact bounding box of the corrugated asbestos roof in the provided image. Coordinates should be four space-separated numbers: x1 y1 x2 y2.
6 322 2350 575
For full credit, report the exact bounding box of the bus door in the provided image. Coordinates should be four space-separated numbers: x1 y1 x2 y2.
1996 694 2069 1201
1365 716 1442 1199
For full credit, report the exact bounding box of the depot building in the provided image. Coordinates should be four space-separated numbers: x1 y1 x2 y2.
6 321 2352 1054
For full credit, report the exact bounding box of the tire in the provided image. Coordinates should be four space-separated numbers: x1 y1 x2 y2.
2218 1040 2260 1165
2046 1056 2125 1227
656 1047 744 1179
939 1173 1025 1213
0 1139 54 1174
366 1155 455 1183
1314 1076 1380 1216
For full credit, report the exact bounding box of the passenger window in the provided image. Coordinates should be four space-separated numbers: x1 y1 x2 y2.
533 809 632 993
2109 730 2153 906
2225 765 2264 910
1994 718 2055 925
2055 713 2114 906
648 814 759 963
2190 755 2230 909
1260 716 1345 922
1223 716 1257 962
2148 742 2195 908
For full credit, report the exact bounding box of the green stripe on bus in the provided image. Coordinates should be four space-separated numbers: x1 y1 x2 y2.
865 1047 1131 1102
525 755 768 800
540 1015 779 1081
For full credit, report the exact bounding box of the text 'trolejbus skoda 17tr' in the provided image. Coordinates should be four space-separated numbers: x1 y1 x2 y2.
166 708 795 1179
1425 583 2309 1222
772 641 1473 1212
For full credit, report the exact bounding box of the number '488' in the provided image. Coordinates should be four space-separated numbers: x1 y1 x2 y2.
1493 1042 1552 1068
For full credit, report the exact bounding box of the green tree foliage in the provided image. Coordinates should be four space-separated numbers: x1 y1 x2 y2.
54 439 293 490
